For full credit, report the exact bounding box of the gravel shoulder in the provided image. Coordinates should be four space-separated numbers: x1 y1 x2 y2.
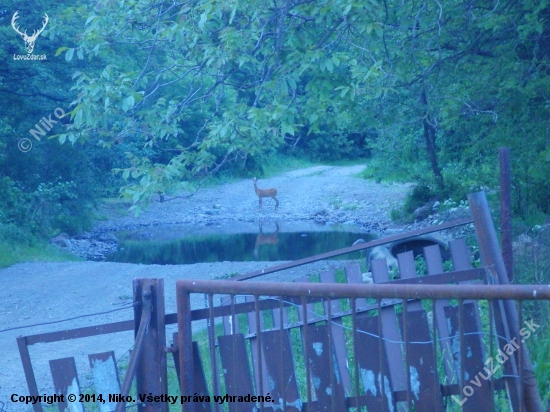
0 164 413 411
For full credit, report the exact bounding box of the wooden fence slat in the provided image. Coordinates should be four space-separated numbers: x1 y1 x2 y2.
88 352 120 412
305 323 346 410
319 270 352 394
261 329 302 411
399 310 445 411
171 334 212 412
355 315 396 411
218 334 256 412
445 303 493 412
49 357 84 412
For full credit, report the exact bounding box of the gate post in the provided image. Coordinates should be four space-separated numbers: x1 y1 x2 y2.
499 147 513 281
133 278 168 412
468 192 543 412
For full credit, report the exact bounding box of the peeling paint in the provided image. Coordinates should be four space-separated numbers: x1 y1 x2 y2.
325 387 332 395
271 397 303 411
91 357 119 412
380 374 394 412
409 366 421 401
268 373 276 391
312 342 323 356
312 376 320 390
360 368 377 397
67 378 84 412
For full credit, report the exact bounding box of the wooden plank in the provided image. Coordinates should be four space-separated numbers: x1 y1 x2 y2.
304 323 346 410
261 329 302 411
450 238 472 270
355 315 396 411
218 334 255 412
399 310 445 411
445 303 493 412
319 270 352 395
171 335 212 411
244 295 270 396
425 244 456 385
344 264 369 310
49 357 84 412
371 258 407 394
88 352 120 412
397 251 423 311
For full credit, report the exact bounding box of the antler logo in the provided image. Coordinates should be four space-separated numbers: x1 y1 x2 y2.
11 11 49 54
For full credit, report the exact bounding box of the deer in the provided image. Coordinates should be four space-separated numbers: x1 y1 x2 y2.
11 11 49 54
254 222 279 257
253 177 279 211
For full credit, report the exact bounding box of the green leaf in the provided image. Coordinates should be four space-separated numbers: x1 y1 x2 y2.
65 48 75 62
122 95 135 112
55 46 68 57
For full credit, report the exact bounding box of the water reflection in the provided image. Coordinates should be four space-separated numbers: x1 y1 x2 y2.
254 222 279 257
107 222 375 265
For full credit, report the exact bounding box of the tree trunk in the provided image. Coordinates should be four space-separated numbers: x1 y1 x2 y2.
420 89 444 189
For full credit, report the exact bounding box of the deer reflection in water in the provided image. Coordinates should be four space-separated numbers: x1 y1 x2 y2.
254 221 279 258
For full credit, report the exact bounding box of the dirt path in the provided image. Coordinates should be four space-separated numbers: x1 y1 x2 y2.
94 164 411 231
0 165 412 411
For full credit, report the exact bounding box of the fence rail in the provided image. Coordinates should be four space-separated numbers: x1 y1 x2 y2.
177 281 550 412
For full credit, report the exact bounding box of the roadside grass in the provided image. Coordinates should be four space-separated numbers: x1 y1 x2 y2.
0 239 81 268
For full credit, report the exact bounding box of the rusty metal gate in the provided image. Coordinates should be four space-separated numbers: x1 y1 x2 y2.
15 191 550 412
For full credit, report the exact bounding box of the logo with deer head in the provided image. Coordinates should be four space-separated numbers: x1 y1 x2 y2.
11 11 49 54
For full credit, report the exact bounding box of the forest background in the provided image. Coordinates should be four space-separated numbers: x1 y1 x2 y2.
0 0 549 263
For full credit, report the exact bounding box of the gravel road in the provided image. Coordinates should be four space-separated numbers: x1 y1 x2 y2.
0 165 412 411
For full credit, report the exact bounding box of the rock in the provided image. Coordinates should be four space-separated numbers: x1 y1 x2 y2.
368 246 399 272
97 233 118 243
362 272 373 283
313 209 328 216
50 233 71 248
414 204 432 222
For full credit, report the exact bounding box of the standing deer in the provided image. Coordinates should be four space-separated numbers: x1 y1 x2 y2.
11 11 49 54
253 177 279 211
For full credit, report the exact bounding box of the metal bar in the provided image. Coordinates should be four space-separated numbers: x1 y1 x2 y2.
177 280 550 300
22 320 134 345
116 285 152 412
432 299 438 411
326 297 335 412
378 299 386 412
255 295 264 411
459 299 465 412
16 336 42 412
231 218 474 281
279 297 287 412
499 147 513 282
301 296 312 411
469 191 544 412
519 301 524 412
403 299 411 412
207 294 221 412
489 300 495 411
351 298 360 412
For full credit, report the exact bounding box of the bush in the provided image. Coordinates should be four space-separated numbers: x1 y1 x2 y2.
403 184 436 215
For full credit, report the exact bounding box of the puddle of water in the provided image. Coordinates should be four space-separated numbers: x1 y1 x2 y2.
106 221 375 265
